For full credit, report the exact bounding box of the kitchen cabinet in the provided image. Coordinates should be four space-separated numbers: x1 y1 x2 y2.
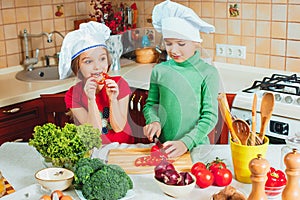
0 98 45 145
128 88 149 143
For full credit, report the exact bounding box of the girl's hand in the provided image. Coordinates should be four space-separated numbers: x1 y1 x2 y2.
143 121 161 142
84 77 99 100
105 79 119 100
163 140 188 158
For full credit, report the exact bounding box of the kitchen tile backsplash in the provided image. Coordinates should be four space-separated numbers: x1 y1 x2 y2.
0 0 299 73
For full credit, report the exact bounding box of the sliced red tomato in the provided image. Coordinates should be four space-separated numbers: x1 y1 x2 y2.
213 168 232 187
194 169 214 188
134 155 174 167
191 162 206 175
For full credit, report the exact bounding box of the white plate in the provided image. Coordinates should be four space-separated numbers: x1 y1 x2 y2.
0 184 51 200
75 189 135 200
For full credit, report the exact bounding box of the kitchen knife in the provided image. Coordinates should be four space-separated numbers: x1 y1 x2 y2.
153 135 167 155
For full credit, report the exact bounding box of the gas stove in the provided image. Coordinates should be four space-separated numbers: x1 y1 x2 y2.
231 73 300 144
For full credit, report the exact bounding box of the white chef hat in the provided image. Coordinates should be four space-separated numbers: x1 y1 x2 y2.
152 0 215 43
58 21 111 79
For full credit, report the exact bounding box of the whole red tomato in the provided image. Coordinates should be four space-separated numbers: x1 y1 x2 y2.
194 169 214 188
265 167 287 187
213 168 233 187
207 157 227 173
191 162 206 175
151 145 160 153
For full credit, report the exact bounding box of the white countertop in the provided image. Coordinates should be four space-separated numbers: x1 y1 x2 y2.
1 59 298 107
0 142 285 200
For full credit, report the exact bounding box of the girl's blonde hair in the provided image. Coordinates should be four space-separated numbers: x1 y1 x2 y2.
70 47 112 80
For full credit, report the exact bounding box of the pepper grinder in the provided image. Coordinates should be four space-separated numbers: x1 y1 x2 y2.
282 148 300 200
248 154 270 200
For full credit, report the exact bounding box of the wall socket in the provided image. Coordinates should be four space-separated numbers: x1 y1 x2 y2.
216 44 246 59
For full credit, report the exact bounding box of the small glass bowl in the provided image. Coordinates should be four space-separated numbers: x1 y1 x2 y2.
265 185 285 199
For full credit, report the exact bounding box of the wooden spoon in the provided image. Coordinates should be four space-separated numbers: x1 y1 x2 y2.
259 92 275 141
250 94 257 146
232 119 251 145
217 93 241 144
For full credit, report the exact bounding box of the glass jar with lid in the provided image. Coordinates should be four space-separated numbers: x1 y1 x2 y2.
281 135 300 170
0 171 6 197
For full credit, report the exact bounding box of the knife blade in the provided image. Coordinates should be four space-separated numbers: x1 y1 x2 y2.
153 135 167 155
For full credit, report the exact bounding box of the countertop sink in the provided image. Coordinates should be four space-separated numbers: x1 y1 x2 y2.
15 66 61 81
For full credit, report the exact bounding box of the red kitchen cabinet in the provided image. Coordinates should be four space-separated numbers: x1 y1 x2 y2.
128 88 150 144
0 98 46 145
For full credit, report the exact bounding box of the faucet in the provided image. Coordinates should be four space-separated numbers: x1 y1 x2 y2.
45 52 60 67
47 31 64 42
21 29 64 71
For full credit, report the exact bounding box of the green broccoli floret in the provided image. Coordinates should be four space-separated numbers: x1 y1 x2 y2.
89 158 105 171
74 165 94 186
108 164 133 189
75 157 92 168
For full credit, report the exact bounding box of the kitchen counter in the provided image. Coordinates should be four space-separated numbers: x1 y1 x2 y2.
0 142 284 200
1 59 299 107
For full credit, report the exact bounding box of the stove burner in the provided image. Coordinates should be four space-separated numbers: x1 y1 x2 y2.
243 74 300 96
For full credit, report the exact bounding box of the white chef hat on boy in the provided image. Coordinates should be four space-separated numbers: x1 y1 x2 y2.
58 21 111 79
152 0 215 43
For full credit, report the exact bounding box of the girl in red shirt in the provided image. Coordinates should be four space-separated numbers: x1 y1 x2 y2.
59 21 134 144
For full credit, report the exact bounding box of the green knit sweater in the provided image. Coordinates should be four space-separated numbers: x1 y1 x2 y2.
143 51 220 150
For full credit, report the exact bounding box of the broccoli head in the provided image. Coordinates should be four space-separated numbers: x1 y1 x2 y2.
74 158 133 200
82 165 131 200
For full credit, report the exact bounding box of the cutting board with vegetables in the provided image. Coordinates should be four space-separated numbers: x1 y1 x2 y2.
107 148 193 174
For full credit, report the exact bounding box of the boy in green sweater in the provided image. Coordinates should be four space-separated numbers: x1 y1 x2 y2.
143 0 220 158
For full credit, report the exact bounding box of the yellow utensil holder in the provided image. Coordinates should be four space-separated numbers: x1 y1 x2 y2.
230 136 269 183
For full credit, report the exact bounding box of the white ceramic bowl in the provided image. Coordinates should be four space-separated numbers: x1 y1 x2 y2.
35 167 74 191
154 176 196 198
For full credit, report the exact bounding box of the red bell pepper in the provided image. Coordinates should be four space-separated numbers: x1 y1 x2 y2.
265 167 287 187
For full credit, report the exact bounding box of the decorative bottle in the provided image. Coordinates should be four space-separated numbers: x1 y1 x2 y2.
282 148 300 200
248 154 270 200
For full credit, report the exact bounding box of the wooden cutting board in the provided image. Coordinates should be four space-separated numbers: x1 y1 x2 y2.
107 148 193 174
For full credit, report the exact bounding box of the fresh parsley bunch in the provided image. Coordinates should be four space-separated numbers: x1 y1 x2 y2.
29 123 102 168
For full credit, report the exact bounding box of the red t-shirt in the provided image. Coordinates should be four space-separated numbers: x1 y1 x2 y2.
65 76 134 144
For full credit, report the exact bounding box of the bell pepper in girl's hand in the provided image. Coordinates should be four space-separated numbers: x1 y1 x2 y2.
93 72 110 85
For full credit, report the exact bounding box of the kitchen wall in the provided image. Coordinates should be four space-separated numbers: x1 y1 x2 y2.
116 0 300 72
0 0 90 69
1 0 300 73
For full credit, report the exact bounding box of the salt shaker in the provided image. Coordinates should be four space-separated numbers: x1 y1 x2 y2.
0 171 6 197
248 154 270 200
282 148 300 200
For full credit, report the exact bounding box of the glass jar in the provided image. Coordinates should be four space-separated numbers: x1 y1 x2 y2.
281 136 300 170
0 171 6 197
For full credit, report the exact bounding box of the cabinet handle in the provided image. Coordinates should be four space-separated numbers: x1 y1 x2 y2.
137 96 143 112
2 107 21 114
130 94 136 110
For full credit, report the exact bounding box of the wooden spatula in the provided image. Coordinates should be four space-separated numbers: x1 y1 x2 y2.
218 93 241 144
259 92 275 141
